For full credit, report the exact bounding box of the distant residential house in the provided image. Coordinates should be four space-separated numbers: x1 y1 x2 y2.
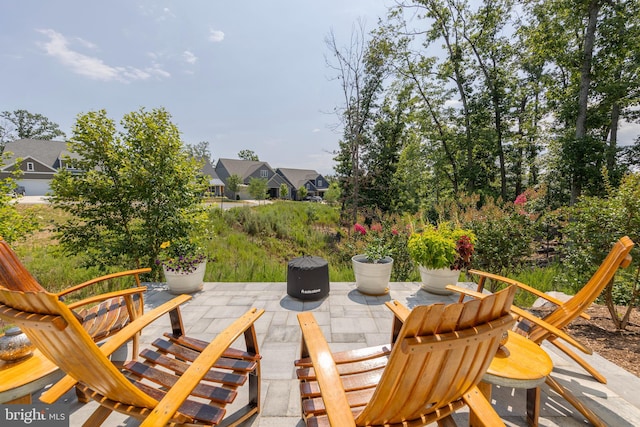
0 139 78 196
215 158 288 200
200 157 225 196
276 168 329 200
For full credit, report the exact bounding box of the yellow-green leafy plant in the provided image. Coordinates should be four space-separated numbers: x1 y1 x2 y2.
408 223 476 270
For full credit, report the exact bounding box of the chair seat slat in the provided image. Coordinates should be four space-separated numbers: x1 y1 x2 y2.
165 334 260 361
152 338 257 372
125 361 237 404
139 349 247 386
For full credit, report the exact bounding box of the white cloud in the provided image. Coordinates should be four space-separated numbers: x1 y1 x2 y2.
37 29 169 83
312 128 321 133
183 50 198 64
209 29 225 43
75 37 97 50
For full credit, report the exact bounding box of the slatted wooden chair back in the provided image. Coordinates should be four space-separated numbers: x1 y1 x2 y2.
528 236 634 343
0 239 46 292
0 286 157 409
354 285 516 426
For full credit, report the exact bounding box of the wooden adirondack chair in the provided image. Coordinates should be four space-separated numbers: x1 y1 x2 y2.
458 235 634 385
0 280 264 426
294 285 517 427
0 238 149 360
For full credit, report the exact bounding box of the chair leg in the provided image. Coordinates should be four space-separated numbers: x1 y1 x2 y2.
545 376 606 427
75 386 90 403
131 333 139 361
437 415 457 426
82 405 112 427
464 385 504 427
547 337 607 384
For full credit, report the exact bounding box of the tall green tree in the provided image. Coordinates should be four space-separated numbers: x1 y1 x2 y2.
50 107 207 279
328 20 387 224
226 174 242 200
186 141 212 163
360 86 410 212
247 177 268 202
238 149 259 161
0 109 66 150
521 0 640 204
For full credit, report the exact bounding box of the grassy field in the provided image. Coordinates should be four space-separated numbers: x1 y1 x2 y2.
10 201 558 307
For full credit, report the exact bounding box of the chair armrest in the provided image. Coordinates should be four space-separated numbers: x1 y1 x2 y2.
385 300 410 322
54 268 151 297
40 294 192 403
468 269 590 321
293 312 356 427
446 285 592 354
65 287 147 310
385 300 410 344
140 307 265 427
510 306 592 355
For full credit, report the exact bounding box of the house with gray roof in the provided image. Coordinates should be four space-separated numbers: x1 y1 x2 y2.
200 157 225 196
0 139 76 196
215 158 288 200
276 168 329 200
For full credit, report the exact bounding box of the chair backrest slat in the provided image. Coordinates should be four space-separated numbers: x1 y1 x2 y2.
530 236 634 341
354 286 516 425
0 240 45 292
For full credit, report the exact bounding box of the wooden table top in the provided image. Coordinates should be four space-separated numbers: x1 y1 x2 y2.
0 348 62 403
484 331 553 389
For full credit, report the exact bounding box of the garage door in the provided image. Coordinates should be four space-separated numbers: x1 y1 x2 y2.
18 179 52 196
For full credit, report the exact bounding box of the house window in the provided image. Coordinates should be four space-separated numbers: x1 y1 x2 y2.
26 162 34 172
260 169 268 178
317 178 323 187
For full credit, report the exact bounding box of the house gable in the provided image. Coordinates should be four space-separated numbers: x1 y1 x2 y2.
276 168 329 198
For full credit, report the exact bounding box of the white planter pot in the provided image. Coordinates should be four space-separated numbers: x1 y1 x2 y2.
352 255 393 296
163 261 206 294
418 266 460 295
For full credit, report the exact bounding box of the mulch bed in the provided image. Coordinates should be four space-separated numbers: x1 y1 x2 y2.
564 304 640 378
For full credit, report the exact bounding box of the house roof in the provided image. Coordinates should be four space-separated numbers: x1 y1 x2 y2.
199 157 225 186
217 158 275 180
277 168 322 189
2 139 70 171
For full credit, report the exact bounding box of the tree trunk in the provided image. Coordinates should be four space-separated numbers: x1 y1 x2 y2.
571 0 601 205
607 101 620 173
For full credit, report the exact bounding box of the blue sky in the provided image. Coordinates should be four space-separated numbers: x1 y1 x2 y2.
1 1 390 175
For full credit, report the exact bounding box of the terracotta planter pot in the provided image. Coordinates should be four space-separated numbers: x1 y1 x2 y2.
163 261 206 294
352 255 393 296
418 266 460 295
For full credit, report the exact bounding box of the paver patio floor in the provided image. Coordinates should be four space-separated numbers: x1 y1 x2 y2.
38 281 640 426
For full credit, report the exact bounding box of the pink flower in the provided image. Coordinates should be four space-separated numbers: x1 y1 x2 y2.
514 193 527 205
370 223 382 233
354 223 367 235
391 228 398 235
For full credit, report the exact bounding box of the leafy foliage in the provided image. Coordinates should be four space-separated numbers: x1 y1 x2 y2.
157 239 208 274
0 153 38 242
407 223 476 270
238 149 259 161
50 107 208 280
0 109 66 149
248 177 268 201
561 172 640 329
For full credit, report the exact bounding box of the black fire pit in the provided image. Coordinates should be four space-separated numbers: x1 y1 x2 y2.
286 256 329 300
